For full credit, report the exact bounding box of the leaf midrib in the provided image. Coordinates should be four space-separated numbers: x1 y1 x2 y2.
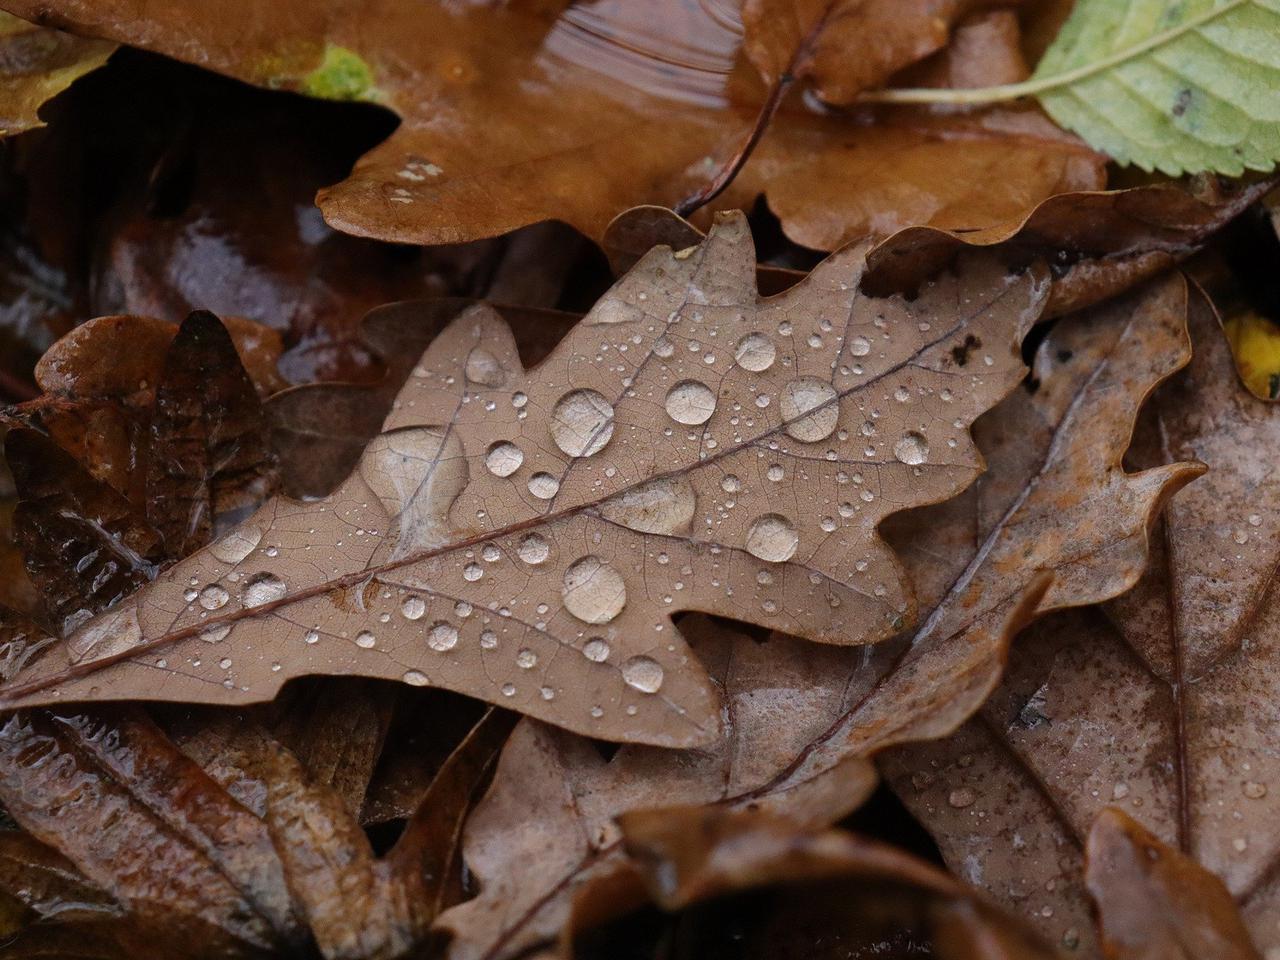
856 0 1254 106
0 276 1023 711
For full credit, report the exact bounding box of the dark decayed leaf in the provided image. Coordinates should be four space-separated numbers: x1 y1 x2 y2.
146 311 279 558
565 806 1061 960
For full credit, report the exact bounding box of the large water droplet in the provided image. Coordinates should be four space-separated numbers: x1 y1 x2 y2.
402 596 427 620
516 648 538 669
465 347 506 386
427 621 459 651
485 441 524 477
199 584 230 611
563 556 627 624
550 389 615 457
780 377 839 442
849 336 871 357
402 670 429 686
665 380 716 425
66 603 142 663
200 624 231 644
583 637 611 662
893 432 929 465
355 631 376 649
948 788 976 809
528 472 560 499
243 573 287 608
734 333 775 372
210 524 263 564
599 476 695 534
621 655 664 693
517 533 551 565
746 514 799 563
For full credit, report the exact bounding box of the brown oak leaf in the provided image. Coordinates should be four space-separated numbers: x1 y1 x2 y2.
0 213 1049 746
3 1 1104 247
881 284 1280 957
435 272 1200 960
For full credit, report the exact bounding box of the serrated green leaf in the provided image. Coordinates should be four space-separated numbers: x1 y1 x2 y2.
1034 0 1280 176
858 0 1280 177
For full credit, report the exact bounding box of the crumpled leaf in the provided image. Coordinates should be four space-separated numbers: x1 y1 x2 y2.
1086 808 1262 960
3 312 283 515
6 1 1105 248
436 275 1197 960
563 806 1061 960
881 283 1280 955
0 12 112 136
4 312 279 633
145 311 278 558
6 429 165 634
0 213 1050 746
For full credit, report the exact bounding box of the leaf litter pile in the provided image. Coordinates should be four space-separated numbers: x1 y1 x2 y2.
0 2 1279 958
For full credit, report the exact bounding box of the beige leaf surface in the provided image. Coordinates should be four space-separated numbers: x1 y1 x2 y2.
881 282 1280 955
0 213 1046 747
434 277 1199 960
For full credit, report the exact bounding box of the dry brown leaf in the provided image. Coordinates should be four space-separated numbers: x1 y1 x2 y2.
565 806 1060 960
880 281 1280 955
1086 808 1262 960
0 12 112 136
435 270 1202 960
6 1 1103 247
0 213 1048 746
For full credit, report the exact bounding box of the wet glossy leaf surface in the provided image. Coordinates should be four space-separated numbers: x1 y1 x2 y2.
6 1 1105 248
0 5 1274 957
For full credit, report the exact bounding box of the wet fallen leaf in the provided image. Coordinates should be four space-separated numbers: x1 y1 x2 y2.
3 313 283 517
6 1 1104 247
565 806 1061 960
436 275 1196 960
0 213 1050 746
1086 807 1262 960
881 283 1280 955
863 175 1274 319
0 12 112 136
